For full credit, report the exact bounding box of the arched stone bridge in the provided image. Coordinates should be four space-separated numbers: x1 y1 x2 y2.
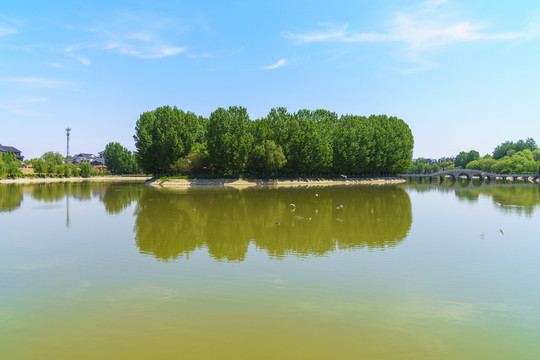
400 169 540 183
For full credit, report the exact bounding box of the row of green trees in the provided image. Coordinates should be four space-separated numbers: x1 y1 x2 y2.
134 106 415 176
103 142 139 173
30 153 96 177
408 138 540 174
466 149 540 174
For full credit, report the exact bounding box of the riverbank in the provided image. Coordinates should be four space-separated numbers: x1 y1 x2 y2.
146 177 406 189
0 175 151 185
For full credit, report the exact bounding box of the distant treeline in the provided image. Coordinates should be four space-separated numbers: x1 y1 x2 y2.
0 151 101 178
129 106 414 176
409 138 540 174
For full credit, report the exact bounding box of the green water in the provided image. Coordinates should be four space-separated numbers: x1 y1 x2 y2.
1 181 539 359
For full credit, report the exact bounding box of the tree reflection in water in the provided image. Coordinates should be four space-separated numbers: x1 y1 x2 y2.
0 184 24 213
133 186 413 262
407 180 540 216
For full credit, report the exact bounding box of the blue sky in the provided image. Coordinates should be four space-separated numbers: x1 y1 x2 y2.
1 0 539 159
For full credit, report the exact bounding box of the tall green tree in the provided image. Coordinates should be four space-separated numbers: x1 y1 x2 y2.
207 106 253 173
134 106 200 175
285 109 335 173
103 142 137 173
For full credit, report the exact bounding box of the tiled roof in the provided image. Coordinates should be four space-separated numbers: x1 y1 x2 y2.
0 146 21 153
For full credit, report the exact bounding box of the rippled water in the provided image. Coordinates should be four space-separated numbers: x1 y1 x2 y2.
1 181 539 359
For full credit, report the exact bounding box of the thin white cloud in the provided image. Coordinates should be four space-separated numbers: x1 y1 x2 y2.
283 1 534 71
64 46 91 66
283 24 391 43
0 26 16 36
127 32 153 41
283 20 527 48
117 45 186 59
76 56 91 65
9 97 48 103
89 13 188 60
50 62 66 69
1 77 72 89
0 97 48 117
263 58 289 70
0 106 46 117
264 58 289 70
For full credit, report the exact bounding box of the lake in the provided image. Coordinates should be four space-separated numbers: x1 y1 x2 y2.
1 181 539 359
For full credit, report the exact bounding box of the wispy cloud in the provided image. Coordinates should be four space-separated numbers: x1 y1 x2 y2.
50 63 66 69
264 58 289 70
110 43 186 59
0 97 48 117
89 12 188 60
9 97 48 103
0 26 16 36
283 0 535 71
1 77 72 89
63 46 91 66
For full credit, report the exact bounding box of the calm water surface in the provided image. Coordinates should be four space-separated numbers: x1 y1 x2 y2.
1 181 539 359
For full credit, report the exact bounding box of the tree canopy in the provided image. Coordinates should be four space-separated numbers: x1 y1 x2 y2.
207 106 254 173
133 105 414 176
134 106 201 175
103 142 138 173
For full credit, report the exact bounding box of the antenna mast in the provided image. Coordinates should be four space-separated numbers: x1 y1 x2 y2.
66 127 71 158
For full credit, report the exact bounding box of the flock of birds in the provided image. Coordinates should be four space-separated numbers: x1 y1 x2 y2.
275 194 344 225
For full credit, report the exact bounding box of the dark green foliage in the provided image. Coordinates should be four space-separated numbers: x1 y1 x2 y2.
171 143 211 174
465 158 496 172
334 115 414 174
407 158 441 174
134 106 201 175
134 105 415 176
286 109 335 173
455 150 480 168
30 152 65 175
248 140 286 174
79 162 92 177
493 138 538 160
103 142 138 173
207 106 253 173
0 151 22 177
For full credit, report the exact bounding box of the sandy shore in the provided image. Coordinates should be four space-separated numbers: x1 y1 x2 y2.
147 177 405 189
0 175 151 185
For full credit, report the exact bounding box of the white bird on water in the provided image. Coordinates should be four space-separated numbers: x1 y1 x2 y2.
336 205 344 210
290 203 296 212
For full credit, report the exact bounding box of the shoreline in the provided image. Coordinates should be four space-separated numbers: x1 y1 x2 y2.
0 176 406 188
146 177 406 189
0 175 152 185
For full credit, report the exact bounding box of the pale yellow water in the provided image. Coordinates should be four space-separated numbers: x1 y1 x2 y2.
1 182 539 359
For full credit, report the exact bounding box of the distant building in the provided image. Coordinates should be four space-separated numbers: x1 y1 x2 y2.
72 153 97 164
91 157 105 166
0 146 24 162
